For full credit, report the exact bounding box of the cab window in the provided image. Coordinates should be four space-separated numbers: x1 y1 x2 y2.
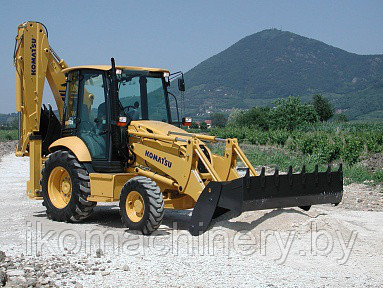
63 71 79 130
117 71 169 122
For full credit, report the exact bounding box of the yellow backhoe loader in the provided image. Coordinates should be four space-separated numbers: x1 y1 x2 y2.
14 21 343 235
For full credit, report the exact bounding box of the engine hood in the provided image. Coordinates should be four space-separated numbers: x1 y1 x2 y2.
129 120 187 137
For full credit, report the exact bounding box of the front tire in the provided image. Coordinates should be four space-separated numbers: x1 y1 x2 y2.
119 176 164 235
41 150 96 222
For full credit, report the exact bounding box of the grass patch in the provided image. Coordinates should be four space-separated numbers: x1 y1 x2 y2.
343 164 383 185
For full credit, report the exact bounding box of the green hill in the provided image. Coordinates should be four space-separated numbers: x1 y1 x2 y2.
181 29 383 120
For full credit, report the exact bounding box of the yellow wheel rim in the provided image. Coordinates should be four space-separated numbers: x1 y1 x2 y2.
48 166 72 209
126 191 145 222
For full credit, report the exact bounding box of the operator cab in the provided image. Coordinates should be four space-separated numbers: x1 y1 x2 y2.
61 64 176 172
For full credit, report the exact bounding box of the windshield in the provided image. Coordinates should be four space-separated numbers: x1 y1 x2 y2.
117 71 169 122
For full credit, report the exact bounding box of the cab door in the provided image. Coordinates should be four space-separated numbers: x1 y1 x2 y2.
77 70 109 161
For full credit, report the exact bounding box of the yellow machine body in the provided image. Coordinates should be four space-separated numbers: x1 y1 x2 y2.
14 21 343 235
14 21 256 210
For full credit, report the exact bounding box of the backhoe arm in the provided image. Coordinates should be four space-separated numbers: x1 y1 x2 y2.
14 21 69 198
14 21 68 156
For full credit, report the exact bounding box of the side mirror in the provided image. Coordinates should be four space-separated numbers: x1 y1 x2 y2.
182 117 192 127
178 78 185 92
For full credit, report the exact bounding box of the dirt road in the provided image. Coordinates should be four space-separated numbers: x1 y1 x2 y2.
0 146 382 287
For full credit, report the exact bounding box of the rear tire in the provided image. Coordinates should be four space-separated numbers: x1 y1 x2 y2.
41 150 96 222
119 176 164 235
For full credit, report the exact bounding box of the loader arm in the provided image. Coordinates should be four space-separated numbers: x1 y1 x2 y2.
14 21 69 198
127 126 343 236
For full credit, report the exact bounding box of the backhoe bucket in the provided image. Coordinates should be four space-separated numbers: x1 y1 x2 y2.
189 165 343 236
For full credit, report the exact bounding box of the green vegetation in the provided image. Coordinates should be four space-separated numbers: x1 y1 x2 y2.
181 29 383 121
203 97 383 185
190 122 199 129
0 129 18 141
210 123 383 165
210 143 383 185
230 97 319 131
0 112 18 141
313 94 334 122
0 113 18 128
200 122 208 130
210 112 227 128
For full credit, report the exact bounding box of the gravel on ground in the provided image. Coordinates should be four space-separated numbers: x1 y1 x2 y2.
0 149 382 287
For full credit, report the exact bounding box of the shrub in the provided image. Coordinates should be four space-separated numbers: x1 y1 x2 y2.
365 131 383 153
0 129 18 141
208 122 383 167
268 130 289 146
247 130 269 145
341 135 364 165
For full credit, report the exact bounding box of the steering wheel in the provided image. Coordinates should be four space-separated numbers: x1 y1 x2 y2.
123 101 139 110
80 120 97 135
123 105 136 111
122 101 140 115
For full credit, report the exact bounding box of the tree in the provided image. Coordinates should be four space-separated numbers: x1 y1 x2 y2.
200 122 208 130
270 96 319 131
227 109 242 126
312 94 334 122
237 106 271 130
210 113 227 128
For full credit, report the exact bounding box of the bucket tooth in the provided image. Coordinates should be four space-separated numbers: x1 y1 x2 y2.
288 166 293 186
299 205 311 211
314 164 319 185
244 168 251 188
301 165 306 185
274 167 280 187
260 167 266 187
326 165 332 183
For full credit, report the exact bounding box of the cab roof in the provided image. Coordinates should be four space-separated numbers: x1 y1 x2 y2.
62 65 169 74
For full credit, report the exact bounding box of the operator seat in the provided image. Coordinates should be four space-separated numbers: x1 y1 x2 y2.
96 102 106 130
78 104 106 159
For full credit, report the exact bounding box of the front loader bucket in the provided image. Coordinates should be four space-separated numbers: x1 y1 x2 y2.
189 165 343 236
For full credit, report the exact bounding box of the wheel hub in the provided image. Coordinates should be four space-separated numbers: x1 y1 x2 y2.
126 191 145 222
48 167 72 208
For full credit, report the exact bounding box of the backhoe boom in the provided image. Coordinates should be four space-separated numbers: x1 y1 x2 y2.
14 21 68 198
14 21 68 156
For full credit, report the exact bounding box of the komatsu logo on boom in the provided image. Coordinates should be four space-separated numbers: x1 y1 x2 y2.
30 38 36 75
145 150 172 168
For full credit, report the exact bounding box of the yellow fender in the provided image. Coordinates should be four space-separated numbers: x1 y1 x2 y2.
49 136 91 162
